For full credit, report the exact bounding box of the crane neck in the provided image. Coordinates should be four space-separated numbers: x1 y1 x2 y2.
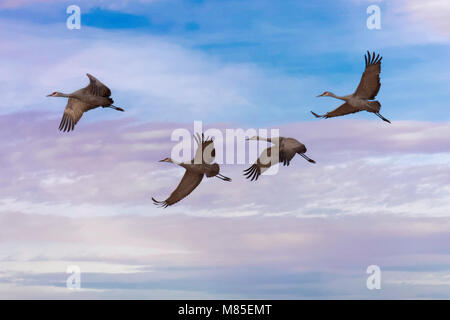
252 136 272 142
55 92 72 98
330 93 348 101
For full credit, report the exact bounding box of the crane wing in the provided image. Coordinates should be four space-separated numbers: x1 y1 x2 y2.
279 149 296 166
193 133 215 164
354 51 382 100
316 102 361 119
152 170 204 208
279 138 304 166
59 98 88 132
243 146 279 181
84 73 112 97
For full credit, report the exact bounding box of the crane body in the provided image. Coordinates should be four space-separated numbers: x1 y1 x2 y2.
153 134 231 208
311 51 391 123
244 136 315 181
47 73 124 132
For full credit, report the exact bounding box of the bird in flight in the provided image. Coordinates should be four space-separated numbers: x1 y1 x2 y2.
47 73 124 132
152 133 231 208
244 136 315 181
311 51 391 123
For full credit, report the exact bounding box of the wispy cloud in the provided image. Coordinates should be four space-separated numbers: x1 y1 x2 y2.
0 0 162 10
0 113 449 220
1 209 450 298
0 21 322 125
1 0 449 299
1 3 449 124
397 0 450 38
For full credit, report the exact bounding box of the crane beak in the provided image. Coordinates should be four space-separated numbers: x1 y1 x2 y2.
46 94 53 97
317 93 324 97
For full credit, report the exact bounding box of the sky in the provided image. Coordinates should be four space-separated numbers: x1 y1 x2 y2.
0 0 449 299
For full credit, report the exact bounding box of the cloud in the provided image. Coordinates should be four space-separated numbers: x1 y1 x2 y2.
0 20 321 126
0 0 52 9
397 0 450 37
0 107 448 296
0 0 162 10
352 0 450 39
0 0 449 299
1 7 449 126
0 112 449 219
1 209 450 298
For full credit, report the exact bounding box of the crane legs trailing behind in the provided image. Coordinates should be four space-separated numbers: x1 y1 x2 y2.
311 51 391 124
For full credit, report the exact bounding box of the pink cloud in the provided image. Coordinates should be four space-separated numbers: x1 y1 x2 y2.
0 0 161 10
1 209 450 298
0 112 449 218
0 113 449 298
398 0 450 38
0 0 53 9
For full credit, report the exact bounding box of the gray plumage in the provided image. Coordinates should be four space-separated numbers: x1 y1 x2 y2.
47 73 124 132
244 136 315 181
311 51 391 123
152 134 231 208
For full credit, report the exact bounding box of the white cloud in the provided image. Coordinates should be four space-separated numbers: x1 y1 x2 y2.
0 21 323 125
386 272 450 286
398 0 450 37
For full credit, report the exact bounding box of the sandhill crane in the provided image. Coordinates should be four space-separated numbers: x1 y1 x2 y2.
311 51 391 123
47 73 124 132
244 136 315 181
152 133 231 208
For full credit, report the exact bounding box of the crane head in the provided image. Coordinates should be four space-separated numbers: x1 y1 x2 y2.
317 91 330 97
47 92 60 97
159 157 172 162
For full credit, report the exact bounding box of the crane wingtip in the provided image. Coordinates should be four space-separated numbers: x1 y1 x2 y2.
243 164 260 181
152 197 169 208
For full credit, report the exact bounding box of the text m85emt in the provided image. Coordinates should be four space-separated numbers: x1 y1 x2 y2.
222 304 272 315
